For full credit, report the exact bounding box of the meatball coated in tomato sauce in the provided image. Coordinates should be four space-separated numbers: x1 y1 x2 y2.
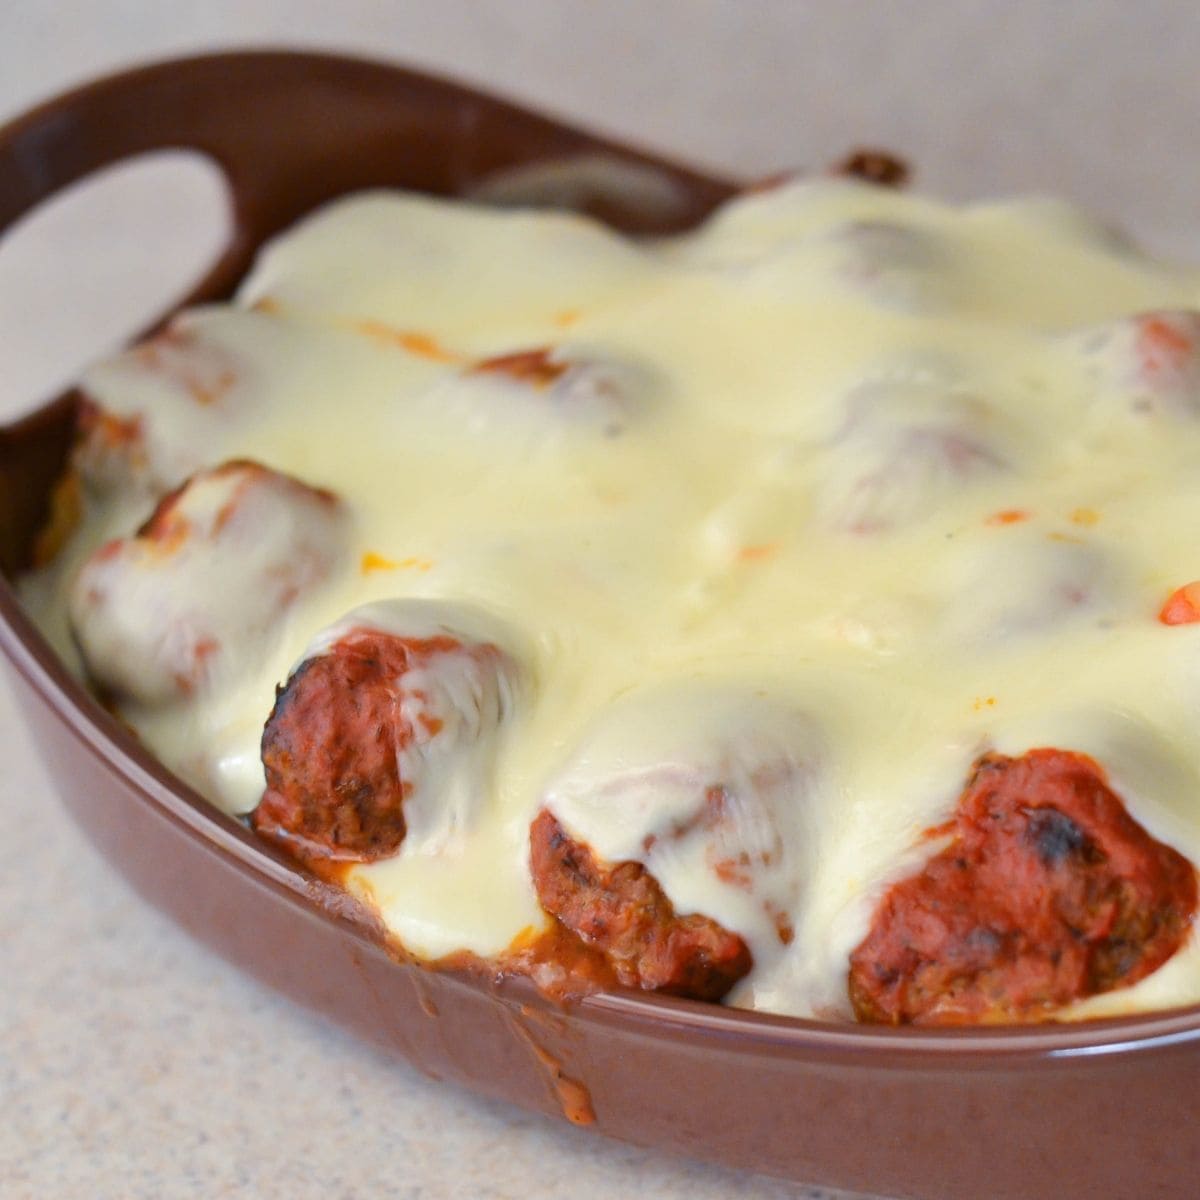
253 618 521 870
527 685 822 1001
849 749 1198 1025
432 345 650 440
68 460 345 705
529 809 752 1001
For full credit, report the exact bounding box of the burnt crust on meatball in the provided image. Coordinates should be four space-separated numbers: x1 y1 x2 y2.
831 149 910 189
848 748 1198 1025
528 808 752 1002
252 630 479 868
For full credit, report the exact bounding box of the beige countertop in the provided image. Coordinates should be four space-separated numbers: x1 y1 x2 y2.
3 4 1197 1197
0 669 845 1199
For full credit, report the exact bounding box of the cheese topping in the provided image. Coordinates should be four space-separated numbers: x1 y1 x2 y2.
24 178 1200 1020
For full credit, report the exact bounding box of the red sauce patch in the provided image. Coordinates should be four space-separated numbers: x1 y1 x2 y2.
737 542 781 563
765 901 795 946
472 347 570 390
520 1033 596 1126
1159 582 1200 626
1136 313 1195 382
986 508 1031 527
354 322 462 364
849 749 1197 1025
498 919 622 1000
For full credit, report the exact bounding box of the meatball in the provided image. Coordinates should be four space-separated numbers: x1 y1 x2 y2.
252 616 520 869
813 218 954 312
817 375 1007 533
73 320 244 493
849 749 1198 1025
433 345 647 438
525 684 824 1000
69 460 345 704
934 527 1116 646
1060 309 1200 422
688 209 954 311
74 395 148 492
529 809 752 1001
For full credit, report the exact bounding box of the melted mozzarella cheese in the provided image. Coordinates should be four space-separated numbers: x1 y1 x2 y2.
23 178 1200 1019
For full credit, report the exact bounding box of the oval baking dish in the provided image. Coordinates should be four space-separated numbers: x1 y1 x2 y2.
3 52 1200 1200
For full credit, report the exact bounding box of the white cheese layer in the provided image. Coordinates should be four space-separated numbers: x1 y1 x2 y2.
23 178 1200 1020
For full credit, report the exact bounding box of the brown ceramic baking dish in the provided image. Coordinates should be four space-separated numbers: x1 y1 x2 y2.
3 51 1199 1200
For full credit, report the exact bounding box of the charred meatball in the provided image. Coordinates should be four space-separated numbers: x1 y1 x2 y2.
849 749 1197 1025
529 809 752 1001
524 684 821 1001
253 617 520 869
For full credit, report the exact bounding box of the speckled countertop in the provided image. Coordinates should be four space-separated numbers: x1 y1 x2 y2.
0 670 852 1200
3 4 1197 1197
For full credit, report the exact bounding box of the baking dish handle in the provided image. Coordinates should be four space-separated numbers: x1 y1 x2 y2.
0 49 735 311
0 50 735 574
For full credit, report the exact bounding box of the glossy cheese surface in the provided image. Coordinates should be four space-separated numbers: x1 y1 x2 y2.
25 177 1200 1020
